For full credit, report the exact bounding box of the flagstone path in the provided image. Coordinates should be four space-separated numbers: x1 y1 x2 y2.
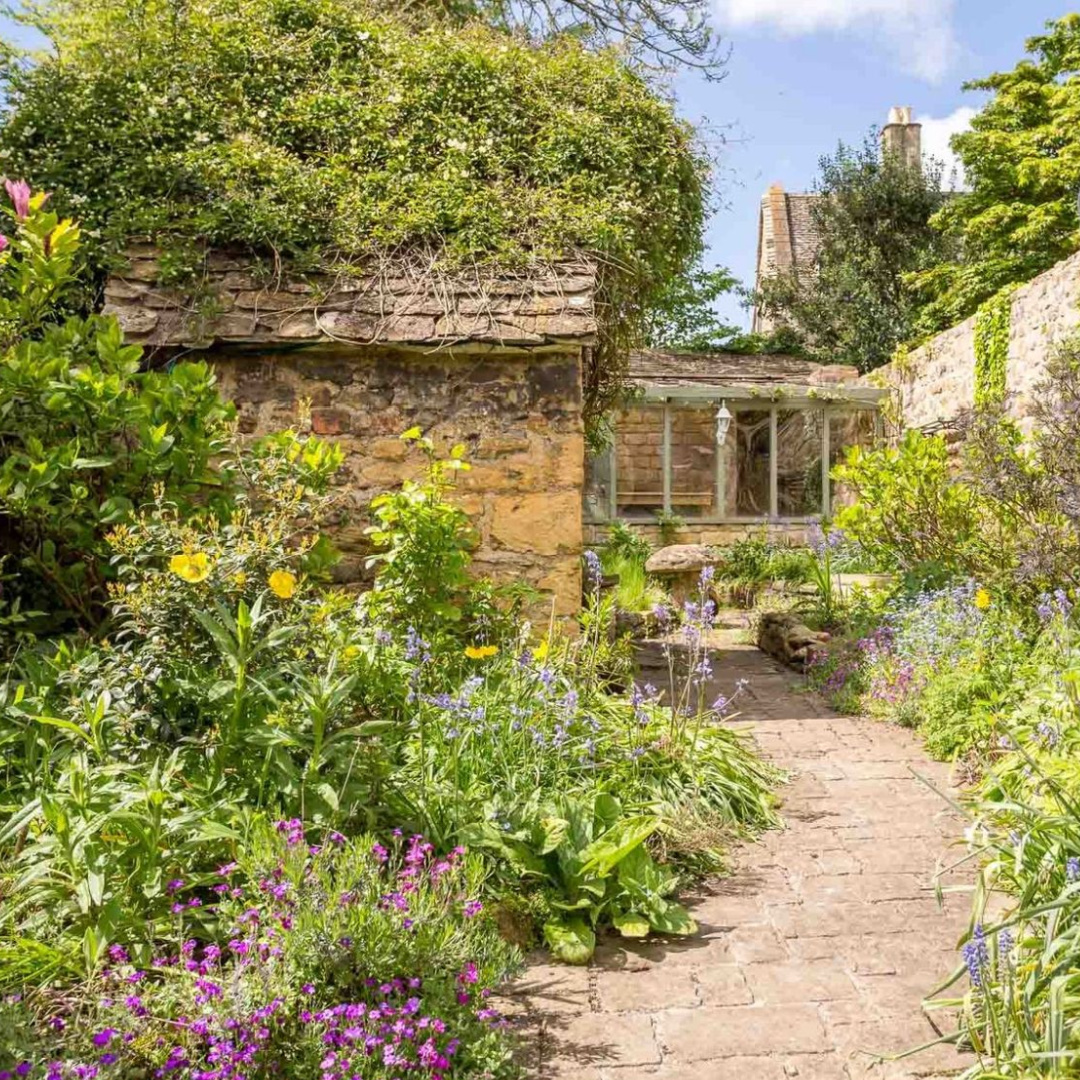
508 641 972 1079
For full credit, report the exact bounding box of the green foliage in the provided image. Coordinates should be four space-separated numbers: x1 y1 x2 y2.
973 286 1016 410
715 534 813 586
917 618 1080 1076
471 791 694 965
654 509 685 544
1 431 779 990
754 133 953 372
597 522 667 616
0 0 709 419
642 263 743 352
833 430 992 582
0 193 233 633
4 824 520 1077
602 519 653 565
910 15 1080 334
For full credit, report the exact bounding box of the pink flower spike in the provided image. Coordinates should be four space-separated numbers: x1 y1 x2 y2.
0 234 8 252
4 179 31 220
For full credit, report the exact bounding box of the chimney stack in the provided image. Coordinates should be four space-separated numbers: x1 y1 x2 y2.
881 105 922 171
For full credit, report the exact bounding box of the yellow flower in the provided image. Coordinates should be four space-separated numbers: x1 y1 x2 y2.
464 645 498 660
342 645 360 660
169 552 211 583
233 571 248 588
532 639 550 661
268 570 297 599
974 588 992 610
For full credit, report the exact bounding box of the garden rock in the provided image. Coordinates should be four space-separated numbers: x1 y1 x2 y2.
645 544 716 603
757 611 829 670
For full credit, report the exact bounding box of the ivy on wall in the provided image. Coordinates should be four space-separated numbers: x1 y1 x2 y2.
973 286 1017 409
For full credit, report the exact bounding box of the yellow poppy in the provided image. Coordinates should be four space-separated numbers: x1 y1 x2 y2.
464 645 498 660
532 639 550 661
269 570 297 599
974 588 992 610
169 552 211 583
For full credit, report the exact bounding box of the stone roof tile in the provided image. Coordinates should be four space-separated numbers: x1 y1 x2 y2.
103 250 598 350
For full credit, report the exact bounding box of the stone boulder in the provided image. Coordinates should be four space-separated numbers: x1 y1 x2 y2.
757 611 830 671
644 544 717 604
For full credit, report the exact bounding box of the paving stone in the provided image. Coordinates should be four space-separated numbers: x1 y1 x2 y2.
660 1004 831 1059
596 967 698 1012
547 1012 662 1068
515 646 973 1079
724 923 791 963
510 962 591 1015
692 963 753 1005
743 961 858 1004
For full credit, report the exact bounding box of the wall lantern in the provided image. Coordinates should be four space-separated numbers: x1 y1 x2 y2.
715 400 733 444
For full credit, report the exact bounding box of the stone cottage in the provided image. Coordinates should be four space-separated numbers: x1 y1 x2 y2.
584 350 884 548
105 248 596 616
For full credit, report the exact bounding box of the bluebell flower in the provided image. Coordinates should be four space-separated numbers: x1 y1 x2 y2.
963 924 988 988
583 550 603 588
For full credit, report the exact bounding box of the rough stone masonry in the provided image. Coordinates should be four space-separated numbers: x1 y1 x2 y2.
105 249 599 616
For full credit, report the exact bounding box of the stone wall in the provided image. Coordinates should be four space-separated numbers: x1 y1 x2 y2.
584 520 810 548
214 345 585 616
867 250 1080 433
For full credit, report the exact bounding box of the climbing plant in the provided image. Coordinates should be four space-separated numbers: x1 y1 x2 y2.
973 286 1016 410
0 0 710 422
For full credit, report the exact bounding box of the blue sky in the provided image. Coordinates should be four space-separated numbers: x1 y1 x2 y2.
676 1 1074 327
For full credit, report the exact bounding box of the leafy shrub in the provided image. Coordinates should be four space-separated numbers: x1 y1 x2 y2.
809 582 1031 761
3 822 519 1079
832 430 992 585
0 0 709 418
0 189 232 633
922 612 1080 1075
1 430 779 982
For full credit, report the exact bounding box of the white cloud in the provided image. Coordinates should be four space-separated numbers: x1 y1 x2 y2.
919 105 975 187
715 0 959 82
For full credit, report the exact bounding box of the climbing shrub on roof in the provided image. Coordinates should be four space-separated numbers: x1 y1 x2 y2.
0 0 710 418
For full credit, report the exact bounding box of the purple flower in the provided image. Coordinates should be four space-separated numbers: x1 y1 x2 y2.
166 879 184 893
92 1028 117 1047
463 899 483 918
4 179 31 220
1067 857 1080 883
583 550 602 589
962 924 988 988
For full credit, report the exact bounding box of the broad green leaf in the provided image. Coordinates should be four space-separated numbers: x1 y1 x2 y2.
544 917 596 966
612 911 651 938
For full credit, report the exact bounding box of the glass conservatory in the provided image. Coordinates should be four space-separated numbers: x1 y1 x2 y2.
584 355 887 525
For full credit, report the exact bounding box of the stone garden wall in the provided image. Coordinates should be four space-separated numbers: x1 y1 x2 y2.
105 248 595 617
214 347 585 616
867 250 1080 433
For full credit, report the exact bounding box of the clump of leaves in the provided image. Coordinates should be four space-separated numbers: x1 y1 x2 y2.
909 14 1080 334
0 187 233 634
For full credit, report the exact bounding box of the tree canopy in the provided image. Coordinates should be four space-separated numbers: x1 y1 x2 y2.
910 15 1080 334
754 134 952 372
0 0 711 418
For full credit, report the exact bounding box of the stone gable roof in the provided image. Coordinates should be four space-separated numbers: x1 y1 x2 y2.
104 247 598 351
629 349 858 388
